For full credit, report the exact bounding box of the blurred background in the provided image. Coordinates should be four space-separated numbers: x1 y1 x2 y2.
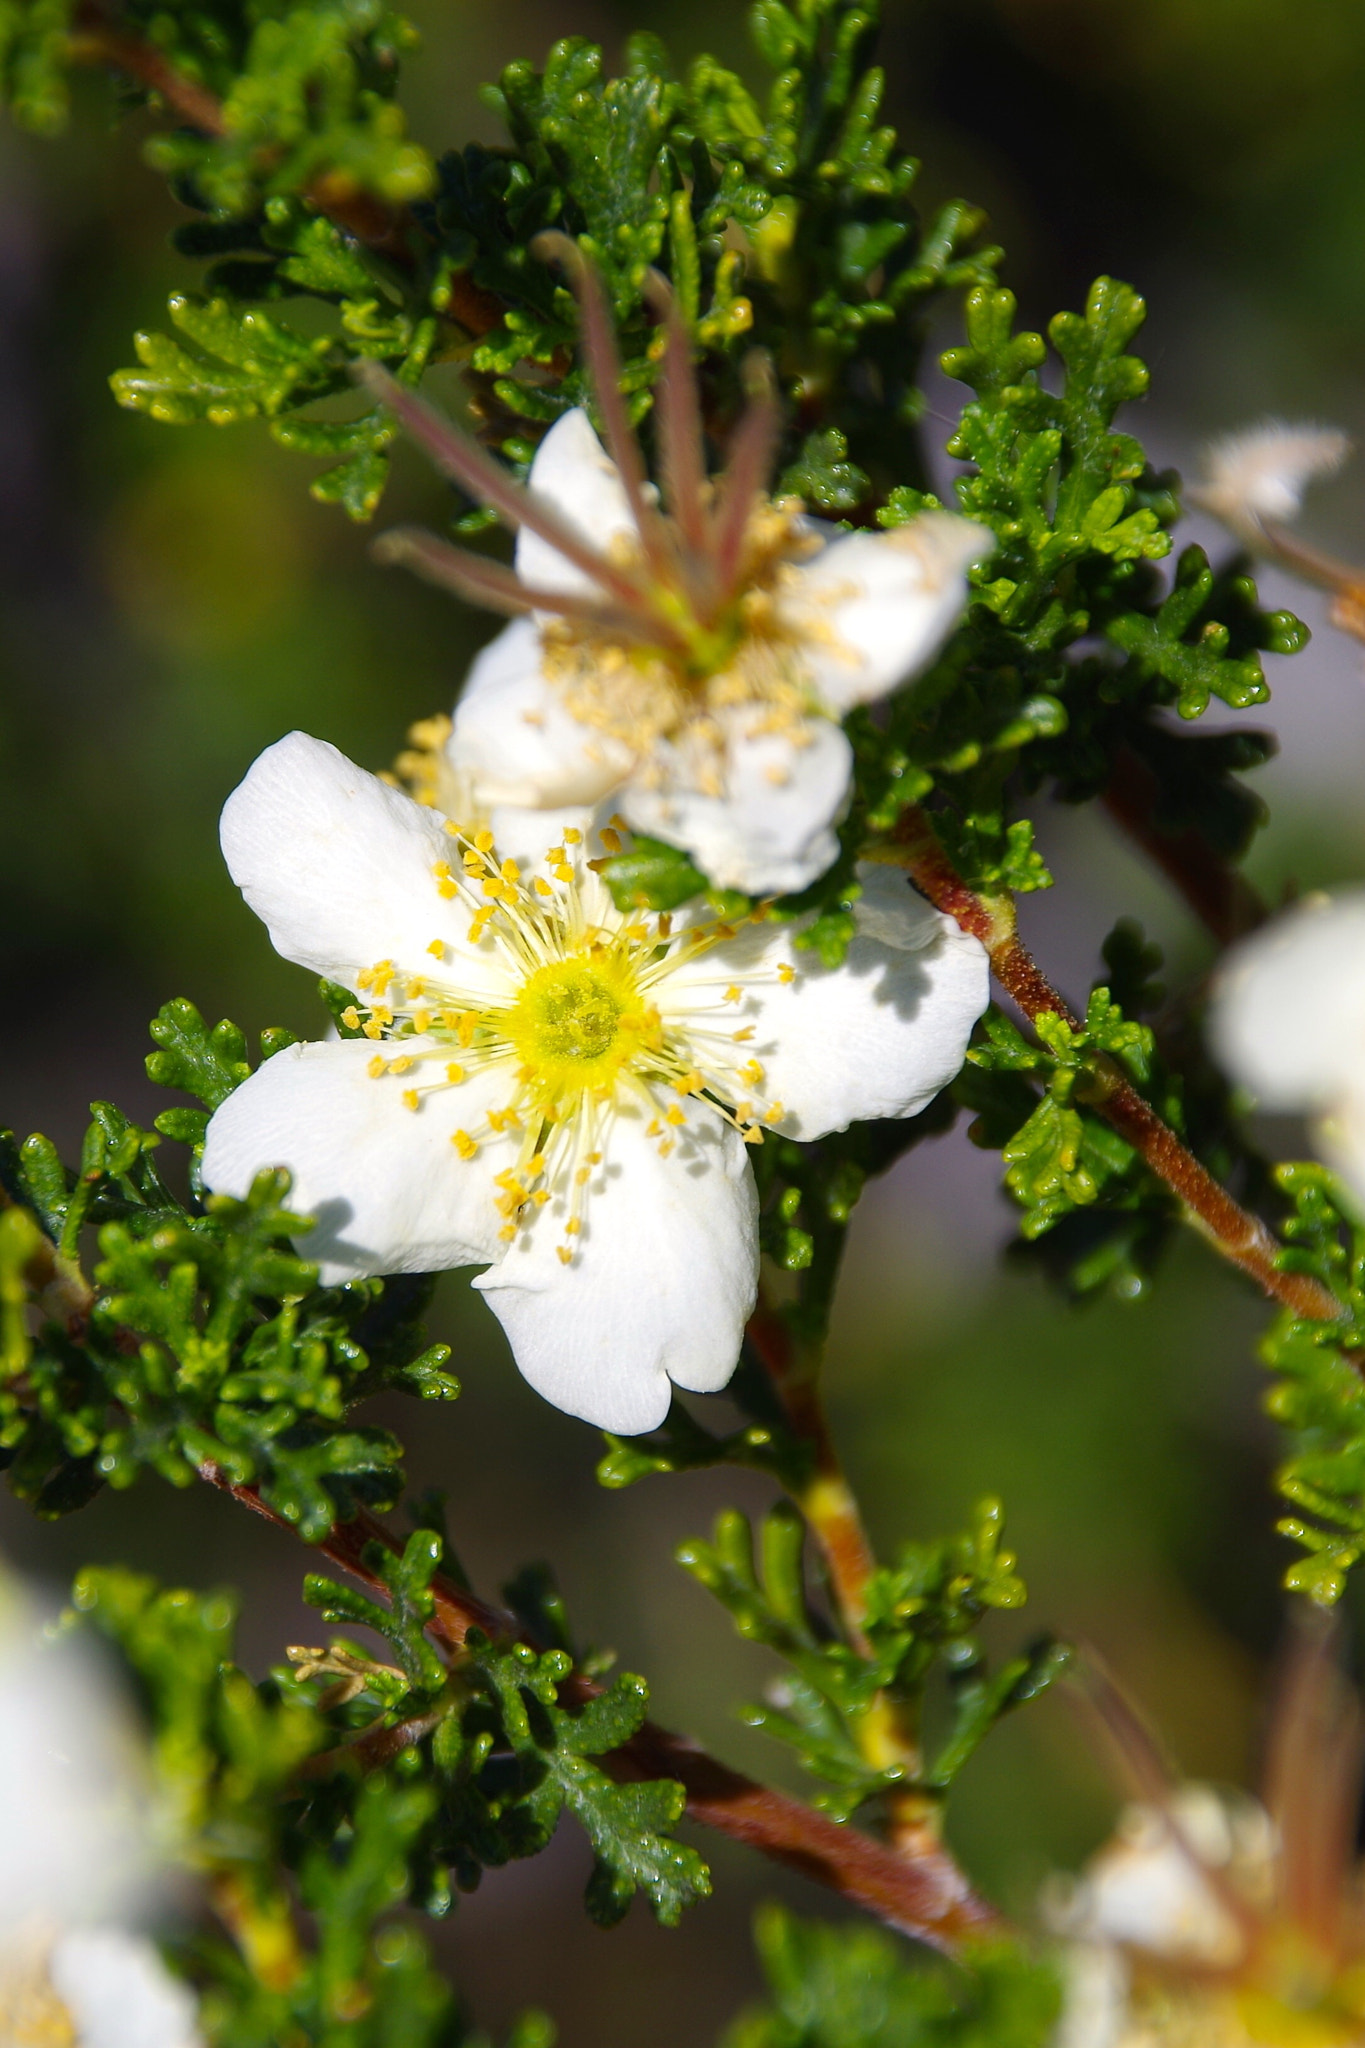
6 1 1365 2039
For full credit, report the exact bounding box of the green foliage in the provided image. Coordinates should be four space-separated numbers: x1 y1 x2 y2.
73 1565 461 2048
1258 1164 1365 1604
726 1905 1061 2048
678 1500 1066 1820
0 1006 455 1532
300 1532 711 1927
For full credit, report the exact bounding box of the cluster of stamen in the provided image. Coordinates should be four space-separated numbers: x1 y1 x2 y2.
364 241 842 804
350 818 795 1265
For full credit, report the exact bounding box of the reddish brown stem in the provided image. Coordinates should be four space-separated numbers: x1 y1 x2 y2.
889 810 1343 1325
201 1465 1000 1950
1102 746 1266 947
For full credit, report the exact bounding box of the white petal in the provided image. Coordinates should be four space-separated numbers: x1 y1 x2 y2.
52 1930 203 2048
1193 420 1349 529
515 408 639 602
474 1100 757 1433
1207 891 1365 1110
448 617 634 808
221 732 507 997
782 512 991 712
666 867 988 1139
620 710 852 896
201 1038 519 1283
0 1625 156 1935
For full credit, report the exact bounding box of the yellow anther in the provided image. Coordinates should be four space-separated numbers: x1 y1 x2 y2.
474 828 495 853
437 877 458 899
732 1026 755 1042
453 1130 478 1159
501 857 520 883
575 1165 591 1185
340 1006 361 1030
527 1153 547 1176
407 977 427 998
367 1054 386 1079
589 1151 602 1164
427 939 446 959
657 913 672 939
546 847 565 866
445 1062 466 1085
499 1223 517 1241
412 1008 431 1034
665 1105 686 1126
735 1101 752 1123
646 1118 662 1138
462 849 484 869
553 864 574 884
739 1059 765 1088
609 813 629 833
532 1189 550 1207
565 1217 581 1236
672 1069 703 1095
363 1020 384 1040
724 985 743 1004
388 1055 413 1074
371 1006 394 1029
624 922 647 941
402 1089 420 1111
777 961 796 984
563 827 582 845
433 861 452 881
557 1244 574 1265
356 967 374 992
533 877 554 896
743 1125 765 1145
482 877 508 899
658 1138 676 1159
767 1101 784 1121
599 827 622 854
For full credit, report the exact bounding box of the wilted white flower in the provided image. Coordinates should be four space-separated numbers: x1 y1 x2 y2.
201 732 989 1432
363 263 990 897
1207 888 1365 1205
1191 420 1349 541
0 1590 202 2047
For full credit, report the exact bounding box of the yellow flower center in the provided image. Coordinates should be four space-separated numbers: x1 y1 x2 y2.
505 954 658 1106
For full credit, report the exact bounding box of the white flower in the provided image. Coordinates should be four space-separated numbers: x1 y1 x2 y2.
2 1929 202 2048
1207 889 1365 1204
1191 420 1349 540
362 274 990 897
0 1594 203 2047
1048 1788 1274 2048
200 732 989 1432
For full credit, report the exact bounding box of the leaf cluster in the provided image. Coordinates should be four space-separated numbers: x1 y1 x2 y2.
678 1500 1066 1821
72 1564 465 2048
1257 1164 1365 1604
726 1904 1060 2048
0 999 456 1533
296 1530 711 1928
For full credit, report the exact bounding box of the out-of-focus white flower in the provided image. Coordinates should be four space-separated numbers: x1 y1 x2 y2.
1207 889 1365 1206
361 263 990 897
0 1590 203 2046
1191 421 1349 541
201 732 988 1432
1047 1627 1365 2047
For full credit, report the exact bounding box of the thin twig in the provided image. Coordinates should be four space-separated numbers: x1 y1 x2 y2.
1101 745 1266 946
200 1463 1001 1950
886 807 1344 1324
746 1295 947 1860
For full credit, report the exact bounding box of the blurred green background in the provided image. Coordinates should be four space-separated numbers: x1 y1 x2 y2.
7 3 1365 2041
